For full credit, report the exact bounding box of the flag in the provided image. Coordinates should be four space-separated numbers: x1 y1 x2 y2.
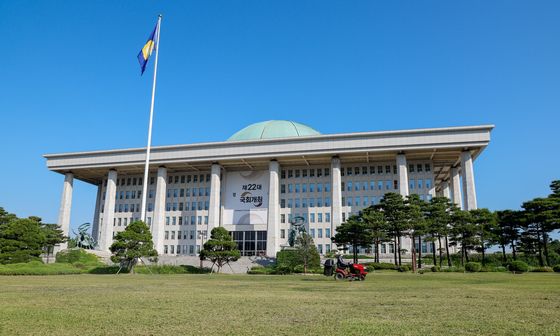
137 21 159 75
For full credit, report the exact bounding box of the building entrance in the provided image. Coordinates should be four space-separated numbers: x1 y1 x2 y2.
231 230 267 256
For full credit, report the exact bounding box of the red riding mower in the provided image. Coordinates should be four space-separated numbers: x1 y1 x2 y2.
324 255 368 281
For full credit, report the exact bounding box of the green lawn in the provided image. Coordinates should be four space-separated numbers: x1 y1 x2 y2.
0 272 559 335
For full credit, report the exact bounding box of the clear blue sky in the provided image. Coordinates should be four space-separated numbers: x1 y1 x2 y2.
0 1 558 234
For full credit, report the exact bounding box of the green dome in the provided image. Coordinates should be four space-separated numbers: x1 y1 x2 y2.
227 120 320 141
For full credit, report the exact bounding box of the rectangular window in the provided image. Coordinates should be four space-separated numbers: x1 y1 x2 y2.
281 184 286 193
425 179 432 189
417 164 423 172
386 180 391 190
354 167 360 175
281 170 286 179
325 213 331 223
302 169 308 178
302 198 308 208
325 228 331 238
325 197 331 207
295 169 300 178
318 214 323 223
354 182 359 191
418 179 423 189
309 169 315 177
325 183 330 192
309 183 315 192
409 164 415 173
347 181 352 191
317 169 322 177
281 199 286 208
362 166 368 175
288 170 293 178
377 166 383 174
281 214 285 223
318 244 323 254
425 164 431 172
355 197 360 206
280 229 285 239
410 179 415 190
309 198 315 207
302 183 307 193
295 199 300 208
325 168 330 177
295 184 300 193
166 217 170 225
385 165 391 174
318 228 323 238
288 199 293 208
288 184 293 193
370 166 376 175
310 214 315 223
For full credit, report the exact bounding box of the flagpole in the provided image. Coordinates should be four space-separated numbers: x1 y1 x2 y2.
140 14 162 223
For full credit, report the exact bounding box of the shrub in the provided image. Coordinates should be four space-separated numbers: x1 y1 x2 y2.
431 265 440 272
496 266 507 272
56 249 103 266
275 250 320 273
397 265 410 272
509 261 529 274
365 262 397 271
530 266 553 272
0 262 83 275
553 264 560 273
442 266 465 272
465 262 482 273
247 266 273 275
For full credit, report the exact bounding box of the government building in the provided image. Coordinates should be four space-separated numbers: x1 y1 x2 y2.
44 120 493 258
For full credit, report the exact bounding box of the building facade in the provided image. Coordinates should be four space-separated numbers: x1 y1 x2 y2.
44 120 493 258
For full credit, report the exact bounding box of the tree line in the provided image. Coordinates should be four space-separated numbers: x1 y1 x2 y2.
333 180 560 270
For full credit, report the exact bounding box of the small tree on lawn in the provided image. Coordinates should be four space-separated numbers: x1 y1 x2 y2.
110 221 157 274
295 232 320 274
200 227 240 273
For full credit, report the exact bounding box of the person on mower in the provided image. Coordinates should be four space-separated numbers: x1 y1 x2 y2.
337 255 350 270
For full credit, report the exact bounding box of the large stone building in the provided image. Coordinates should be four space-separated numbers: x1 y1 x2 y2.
44 120 493 258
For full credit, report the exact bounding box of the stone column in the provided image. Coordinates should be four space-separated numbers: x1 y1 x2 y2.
461 151 478 210
449 167 462 208
331 157 342 250
99 170 117 251
152 166 167 254
442 181 451 199
91 183 103 245
56 173 74 252
266 160 280 257
208 163 222 233
396 154 409 196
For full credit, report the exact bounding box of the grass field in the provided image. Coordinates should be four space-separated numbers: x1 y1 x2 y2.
0 272 559 335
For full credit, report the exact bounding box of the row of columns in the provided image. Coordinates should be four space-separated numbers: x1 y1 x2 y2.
56 151 478 255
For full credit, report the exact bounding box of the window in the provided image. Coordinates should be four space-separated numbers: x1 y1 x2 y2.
281 199 286 208
288 184 293 193
317 169 322 177
288 170 293 178
385 165 391 174
425 164 431 172
302 183 307 193
318 228 323 238
318 214 323 223
281 184 286 193
418 179 423 189
295 184 300 193
302 198 308 208
325 228 331 238
280 229 285 239
325 197 331 207
346 167 352 176
287 199 293 208
281 214 285 223
425 179 432 189
347 197 353 206
377 166 383 174
310 213 315 223
295 169 300 178
354 182 359 191
171 231 175 239
281 170 286 179
326 245 331 253
325 183 330 192
187 175 192 183
164 245 168 254
362 166 368 175
393 180 398 190
317 244 323 254
347 181 352 191
355 197 360 206
325 168 330 177
386 180 391 190
309 198 315 207
410 179 415 190
354 167 360 175
302 169 308 177
310 169 315 177
325 213 331 223
409 164 415 173
363 196 368 206
165 231 169 239
295 199 300 208
310 228 315 238
309 183 315 192
417 164 423 172
166 217 170 225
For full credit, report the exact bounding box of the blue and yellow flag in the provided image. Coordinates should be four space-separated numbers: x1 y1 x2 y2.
137 21 159 75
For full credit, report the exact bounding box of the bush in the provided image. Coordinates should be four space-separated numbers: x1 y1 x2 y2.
553 264 560 273
365 262 397 271
397 265 410 272
56 249 103 266
442 266 465 272
465 262 482 273
508 261 529 274
0 262 84 275
496 266 507 272
530 266 553 272
431 265 440 272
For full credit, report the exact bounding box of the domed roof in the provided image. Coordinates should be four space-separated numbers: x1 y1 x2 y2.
227 120 321 141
